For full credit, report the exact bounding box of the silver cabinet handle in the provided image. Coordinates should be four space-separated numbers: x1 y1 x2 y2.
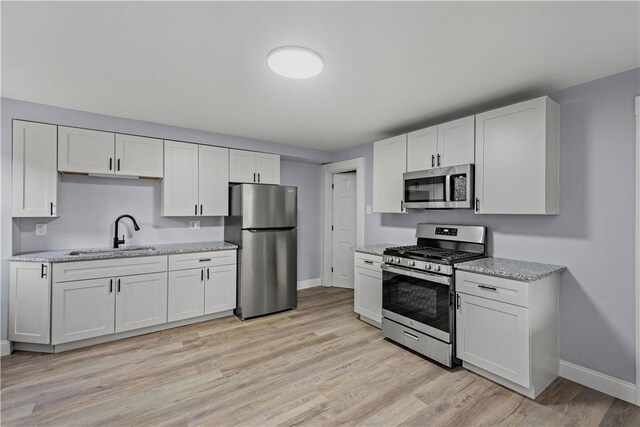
199 258 212 262
195 204 198 215
207 268 210 280
117 158 121 171
201 269 204 282
431 154 435 168
478 284 497 291
403 331 419 341
50 202 54 216
117 278 121 293
109 279 113 294
200 204 203 216
363 260 374 265
253 172 256 182
437 154 441 167
475 198 480 213
41 264 47 279
109 158 113 171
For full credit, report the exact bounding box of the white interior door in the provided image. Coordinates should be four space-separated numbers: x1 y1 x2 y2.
331 174 357 288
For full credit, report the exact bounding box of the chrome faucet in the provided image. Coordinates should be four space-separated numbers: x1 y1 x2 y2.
113 214 140 248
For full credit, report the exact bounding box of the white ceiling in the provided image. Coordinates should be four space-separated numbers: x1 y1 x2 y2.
2 2 639 151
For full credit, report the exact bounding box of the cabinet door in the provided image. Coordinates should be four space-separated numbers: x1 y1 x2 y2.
456 292 530 387
475 97 558 214
115 134 164 178
12 121 58 217
199 145 229 216
168 269 204 321
373 134 407 213
115 273 167 333
229 149 256 183
162 140 199 216
255 153 280 184
354 265 382 325
438 116 475 167
407 125 438 172
52 277 115 344
58 126 115 174
204 264 237 314
9 262 51 344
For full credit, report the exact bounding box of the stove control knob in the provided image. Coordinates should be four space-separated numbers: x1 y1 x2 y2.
408 260 415 267
425 264 432 270
434 265 441 272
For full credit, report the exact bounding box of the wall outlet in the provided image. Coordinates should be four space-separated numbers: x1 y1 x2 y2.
190 221 200 230
366 205 372 215
35 224 47 236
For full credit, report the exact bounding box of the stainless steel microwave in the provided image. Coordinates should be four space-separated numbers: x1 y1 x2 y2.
403 164 474 209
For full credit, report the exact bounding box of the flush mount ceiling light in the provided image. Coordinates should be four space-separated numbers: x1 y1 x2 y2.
267 46 323 79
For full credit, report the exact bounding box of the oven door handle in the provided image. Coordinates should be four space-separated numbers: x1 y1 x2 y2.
445 175 451 202
381 264 451 286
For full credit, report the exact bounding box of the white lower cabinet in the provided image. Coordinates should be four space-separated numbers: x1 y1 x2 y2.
168 269 205 322
52 277 116 344
167 251 237 321
115 273 168 333
205 264 237 314
353 252 383 327
455 270 559 399
456 293 530 387
9 262 52 344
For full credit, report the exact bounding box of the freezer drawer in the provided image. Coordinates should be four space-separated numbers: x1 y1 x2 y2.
236 228 297 319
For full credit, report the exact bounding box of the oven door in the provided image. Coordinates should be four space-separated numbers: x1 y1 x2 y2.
403 164 474 209
381 264 453 343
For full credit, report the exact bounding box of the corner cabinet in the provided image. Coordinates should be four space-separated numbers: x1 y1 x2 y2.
12 121 59 217
353 252 383 327
406 115 475 172
373 135 407 213
162 141 229 216
229 149 280 184
475 96 559 214
455 270 559 399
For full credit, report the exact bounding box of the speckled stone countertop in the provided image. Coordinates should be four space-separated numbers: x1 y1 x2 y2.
355 244 402 256
456 257 567 282
10 241 238 263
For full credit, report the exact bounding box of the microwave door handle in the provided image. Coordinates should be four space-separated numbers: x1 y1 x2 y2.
445 175 451 202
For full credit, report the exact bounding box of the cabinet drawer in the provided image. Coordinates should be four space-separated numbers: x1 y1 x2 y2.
354 252 383 273
456 270 529 308
53 256 168 283
169 250 236 271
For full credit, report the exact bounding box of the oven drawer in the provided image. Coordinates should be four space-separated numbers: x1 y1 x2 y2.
456 271 529 308
382 318 452 367
354 252 383 272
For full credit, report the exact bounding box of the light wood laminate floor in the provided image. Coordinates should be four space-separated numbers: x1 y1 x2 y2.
2 287 639 426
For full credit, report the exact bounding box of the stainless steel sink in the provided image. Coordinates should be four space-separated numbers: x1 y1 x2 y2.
68 246 156 256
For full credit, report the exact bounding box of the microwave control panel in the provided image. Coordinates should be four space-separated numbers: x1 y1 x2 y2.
435 227 458 236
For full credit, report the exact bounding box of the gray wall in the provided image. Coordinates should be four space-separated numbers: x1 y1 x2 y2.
1 98 331 341
333 68 640 383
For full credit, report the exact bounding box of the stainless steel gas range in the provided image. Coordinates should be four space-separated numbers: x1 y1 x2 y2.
381 223 486 367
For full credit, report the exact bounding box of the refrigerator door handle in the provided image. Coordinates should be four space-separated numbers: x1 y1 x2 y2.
246 227 296 233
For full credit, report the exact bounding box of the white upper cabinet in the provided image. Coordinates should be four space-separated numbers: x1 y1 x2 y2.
12 121 59 217
475 96 559 215
438 116 475 167
162 140 199 216
162 141 229 216
256 153 280 184
406 116 475 172
199 145 229 216
373 134 407 213
407 125 437 172
229 149 280 184
229 150 256 183
114 134 163 178
58 126 115 174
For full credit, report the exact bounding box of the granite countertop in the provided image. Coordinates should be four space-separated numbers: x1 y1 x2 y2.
456 257 567 282
355 243 401 256
10 241 238 263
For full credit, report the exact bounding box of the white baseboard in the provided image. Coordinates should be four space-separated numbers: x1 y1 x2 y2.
1 340 13 357
298 278 322 290
560 360 636 404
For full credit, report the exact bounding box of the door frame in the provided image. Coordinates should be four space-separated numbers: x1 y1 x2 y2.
321 158 365 287
635 95 640 405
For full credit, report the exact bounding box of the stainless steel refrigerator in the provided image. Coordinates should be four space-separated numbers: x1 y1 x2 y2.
224 184 297 319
